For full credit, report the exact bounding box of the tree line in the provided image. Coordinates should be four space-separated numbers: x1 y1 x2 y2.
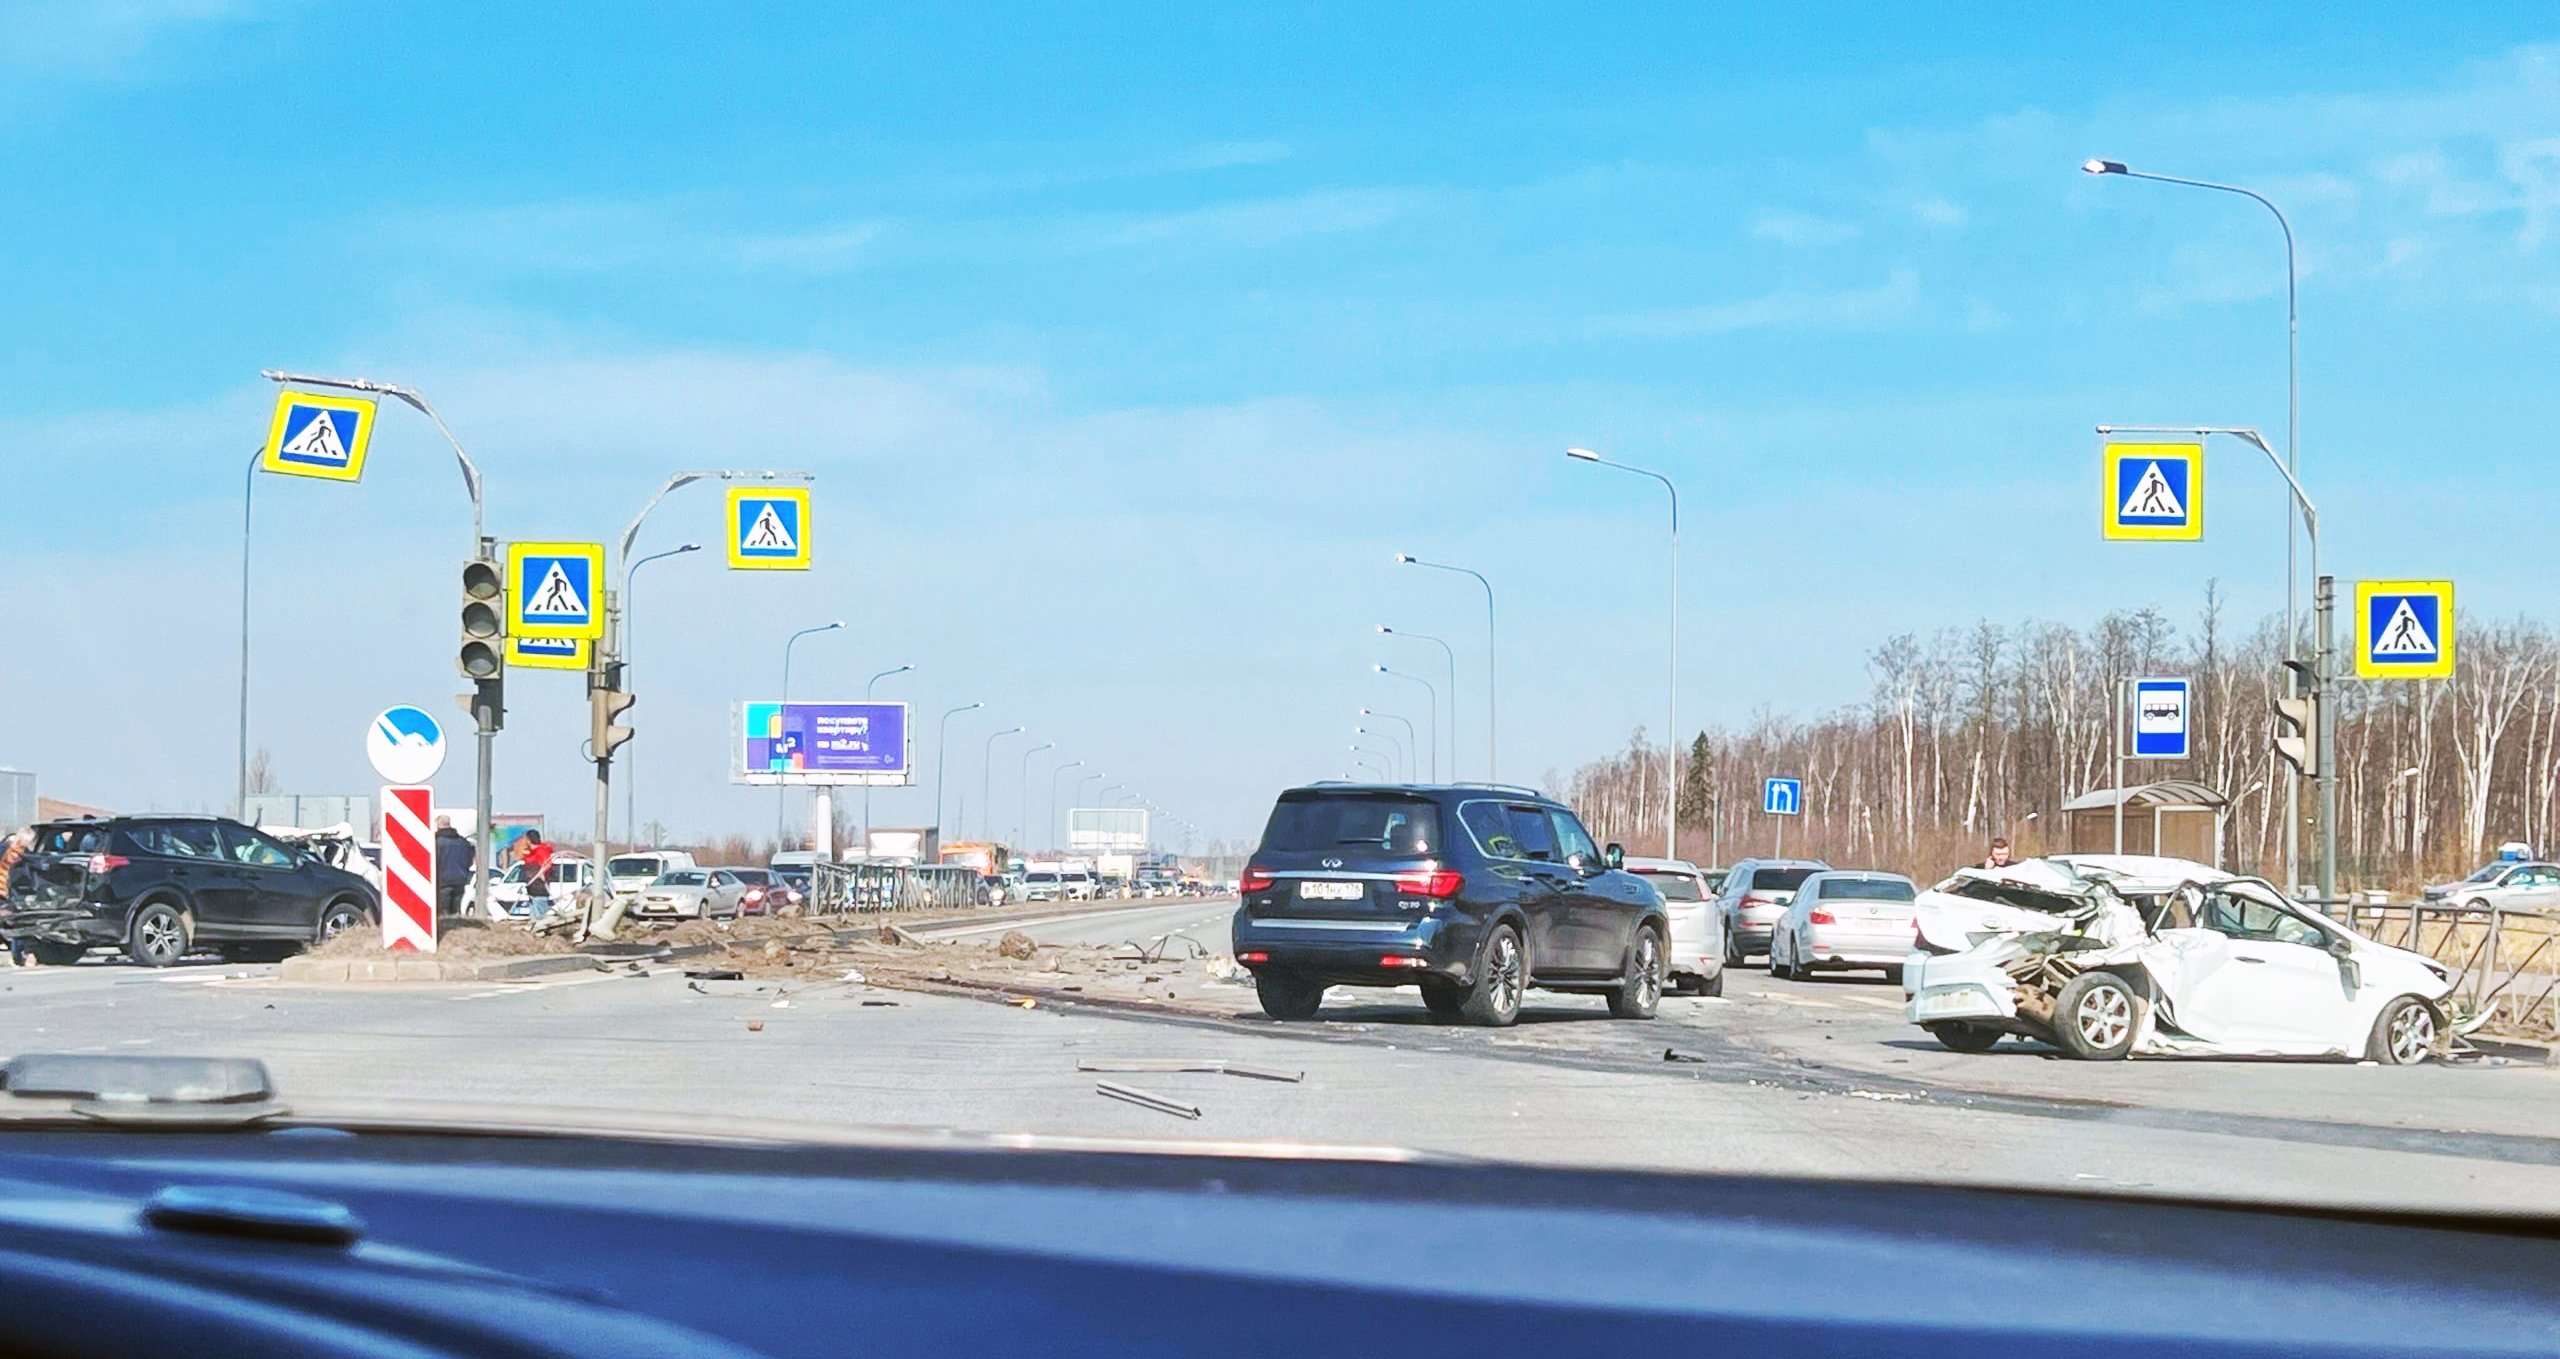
1555 584 2560 889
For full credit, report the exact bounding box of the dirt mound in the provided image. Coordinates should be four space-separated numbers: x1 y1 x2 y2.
304 918 568 960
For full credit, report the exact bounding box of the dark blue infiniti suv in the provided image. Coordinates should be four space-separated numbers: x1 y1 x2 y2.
1231 783 1670 1026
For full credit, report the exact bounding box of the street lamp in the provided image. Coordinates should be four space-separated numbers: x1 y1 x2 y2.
981 727 1026 843
1378 626 1458 781
1351 742 1398 780
1018 742 1055 845
1359 709 1421 781
1047 759 1085 854
1372 664 1438 782
860 664 914 846
622 542 703 844
934 702 983 838
1396 554 1497 780
777 621 846 848
1354 726 1407 780
1567 446 1681 859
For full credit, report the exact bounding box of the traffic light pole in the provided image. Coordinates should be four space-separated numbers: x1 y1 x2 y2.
2316 575 2339 908
591 593 620 923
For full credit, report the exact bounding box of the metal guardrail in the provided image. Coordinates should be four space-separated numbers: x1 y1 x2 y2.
809 861 984 914
2341 899 2560 1040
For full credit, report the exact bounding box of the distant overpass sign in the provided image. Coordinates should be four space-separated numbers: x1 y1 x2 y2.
1069 807 1148 852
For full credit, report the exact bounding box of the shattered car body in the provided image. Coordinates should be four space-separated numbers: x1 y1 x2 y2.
1904 855 2454 1062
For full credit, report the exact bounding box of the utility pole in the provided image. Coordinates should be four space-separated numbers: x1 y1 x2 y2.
2315 576 2339 908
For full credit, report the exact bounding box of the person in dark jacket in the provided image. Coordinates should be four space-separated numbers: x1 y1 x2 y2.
433 816 475 917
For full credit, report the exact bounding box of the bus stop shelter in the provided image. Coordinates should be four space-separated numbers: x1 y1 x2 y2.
2062 780 2229 865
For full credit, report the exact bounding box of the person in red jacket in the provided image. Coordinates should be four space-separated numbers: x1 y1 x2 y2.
518 831 557 907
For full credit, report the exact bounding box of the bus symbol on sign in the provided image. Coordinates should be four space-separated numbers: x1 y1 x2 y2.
1762 778 1803 816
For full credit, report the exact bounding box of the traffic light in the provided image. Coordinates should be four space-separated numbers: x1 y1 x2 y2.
591 661 636 759
460 555 503 679
2273 659 2318 777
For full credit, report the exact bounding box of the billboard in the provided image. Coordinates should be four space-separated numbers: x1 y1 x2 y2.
733 701 911 786
1069 807 1148 852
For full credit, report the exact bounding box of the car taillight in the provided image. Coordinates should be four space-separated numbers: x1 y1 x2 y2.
1809 908 1836 925
87 854 128 874
1238 951 1269 964
1380 955 1429 968
1239 867 1275 893
1391 869 1463 898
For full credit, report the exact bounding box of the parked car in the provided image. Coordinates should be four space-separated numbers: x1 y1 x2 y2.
2 815 377 966
727 867 801 916
1622 856 1724 996
1231 783 1671 1026
2422 859 2560 910
608 850 699 901
1906 854 2455 1061
490 858 597 917
1022 870 1064 902
1062 869 1098 901
633 868 751 920
1713 857 1831 963
1768 870 1919 982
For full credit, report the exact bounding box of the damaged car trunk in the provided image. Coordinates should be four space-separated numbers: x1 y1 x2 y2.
1904 856 2455 1064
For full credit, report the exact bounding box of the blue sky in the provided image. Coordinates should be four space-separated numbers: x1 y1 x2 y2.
5 2 2558 847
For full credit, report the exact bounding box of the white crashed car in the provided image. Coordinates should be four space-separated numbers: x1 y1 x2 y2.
1904 855 2453 1063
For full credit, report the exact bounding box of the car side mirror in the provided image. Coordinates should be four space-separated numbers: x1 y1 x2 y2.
1604 843 1624 870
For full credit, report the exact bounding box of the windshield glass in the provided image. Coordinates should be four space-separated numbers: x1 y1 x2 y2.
24 9 2555 1225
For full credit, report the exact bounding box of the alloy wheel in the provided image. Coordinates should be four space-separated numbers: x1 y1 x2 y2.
2073 982 2132 1051
2388 1002 2436 1064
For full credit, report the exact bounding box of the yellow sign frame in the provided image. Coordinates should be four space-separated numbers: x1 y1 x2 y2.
260 390 376 482
2101 442 2204 541
2355 580 2455 680
505 541 607 640
506 634 591 671
727 486 812 570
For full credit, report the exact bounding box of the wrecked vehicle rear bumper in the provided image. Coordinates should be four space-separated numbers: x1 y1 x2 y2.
1905 952 2026 1028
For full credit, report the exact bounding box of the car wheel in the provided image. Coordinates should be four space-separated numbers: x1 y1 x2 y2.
1607 926 1664 1019
1768 934 1791 979
1419 979 1466 1020
1698 966 1725 998
318 899 370 943
1882 964 1905 987
1254 970 1325 1021
27 942 87 967
2053 971 2140 1060
2366 994 2438 1065
1460 923 1526 1027
1723 925 1744 969
125 902 189 968
1925 1021 2003 1053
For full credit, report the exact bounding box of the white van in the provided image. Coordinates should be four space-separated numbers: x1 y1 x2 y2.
608 850 699 900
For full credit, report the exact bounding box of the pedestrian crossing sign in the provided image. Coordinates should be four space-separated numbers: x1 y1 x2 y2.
2356 580 2455 679
727 487 811 570
506 633 590 671
2102 442 2203 540
505 541 606 640
260 390 376 482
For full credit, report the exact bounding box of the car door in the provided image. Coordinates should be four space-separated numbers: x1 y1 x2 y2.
218 823 320 935
2512 866 2560 911
144 821 242 924
1545 809 1634 973
1494 803 1572 974
708 871 742 916
2173 889 2356 1050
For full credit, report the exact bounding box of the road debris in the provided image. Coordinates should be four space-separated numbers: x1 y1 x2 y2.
745 1020 765 1032
684 969 745 981
1077 1058 1303 1083
1095 1080 1201 1119
1845 1089 1922 1102
996 930 1038 960
1661 1048 1709 1063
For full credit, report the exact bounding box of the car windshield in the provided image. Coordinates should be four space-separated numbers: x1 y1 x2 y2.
1819 878 1914 901
1260 794 1444 856
23 10 2556 1229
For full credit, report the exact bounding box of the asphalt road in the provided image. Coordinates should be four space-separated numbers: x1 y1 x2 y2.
0 897 2553 1216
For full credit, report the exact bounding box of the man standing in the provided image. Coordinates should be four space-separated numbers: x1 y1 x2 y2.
1980 837 2014 870
433 816 475 918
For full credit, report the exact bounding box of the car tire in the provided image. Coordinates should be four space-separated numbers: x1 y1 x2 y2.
1254 970 1325 1021
1607 926 1664 1019
1699 966 1725 998
1723 925 1744 969
1419 979 1466 1020
1882 964 1905 987
27 942 87 967
1459 923 1526 1028
1925 1021 2003 1053
1768 934 1792 980
317 899 370 943
125 901 189 968
2053 971 2141 1060
2366 994 2438 1065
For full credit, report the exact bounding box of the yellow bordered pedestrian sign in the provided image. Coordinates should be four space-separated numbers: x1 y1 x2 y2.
2356 580 2455 679
727 486 811 570
506 634 590 671
2102 442 2203 541
506 541 606 640
261 390 376 482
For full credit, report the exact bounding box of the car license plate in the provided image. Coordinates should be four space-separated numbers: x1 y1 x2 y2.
1298 880 1364 901
1915 991 1973 1017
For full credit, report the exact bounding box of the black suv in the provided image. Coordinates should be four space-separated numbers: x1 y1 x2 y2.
1231 783 1671 1026
4 816 378 966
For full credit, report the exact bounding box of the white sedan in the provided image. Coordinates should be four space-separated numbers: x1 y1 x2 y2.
1904 855 2453 1063
1623 856 1725 996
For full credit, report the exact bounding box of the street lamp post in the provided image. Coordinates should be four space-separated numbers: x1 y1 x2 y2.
1352 741 1399 781
1372 666 1437 783
235 447 260 823
980 727 1026 843
933 703 983 841
777 622 846 850
1568 447 1681 860
260 371 497 913
860 664 914 848
1378 626 1458 781
1354 726 1408 780
1017 742 1055 845
1047 759 1085 854
1359 710 1421 781
1396 555 1496 781
622 542 703 844
2084 158 2303 890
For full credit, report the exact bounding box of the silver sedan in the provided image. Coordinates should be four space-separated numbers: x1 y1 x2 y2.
633 869 750 920
1769 870 1920 982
